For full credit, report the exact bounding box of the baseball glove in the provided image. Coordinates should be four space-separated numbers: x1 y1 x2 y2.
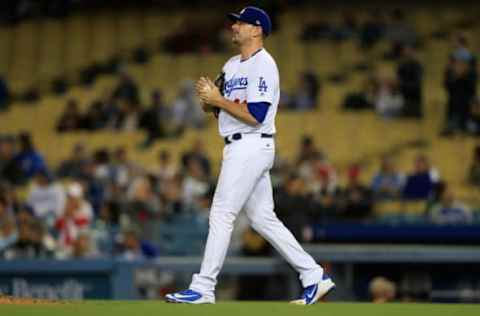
212 71 225 117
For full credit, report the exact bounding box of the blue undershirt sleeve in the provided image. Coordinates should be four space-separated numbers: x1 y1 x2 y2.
247 102 270 123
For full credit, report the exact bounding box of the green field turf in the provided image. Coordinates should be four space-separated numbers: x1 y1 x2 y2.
1 301 479 316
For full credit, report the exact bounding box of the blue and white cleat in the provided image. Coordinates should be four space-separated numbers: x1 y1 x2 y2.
290 275 335 305
165 289 215 304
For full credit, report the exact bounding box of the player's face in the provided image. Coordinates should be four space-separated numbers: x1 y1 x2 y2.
231 20 260 45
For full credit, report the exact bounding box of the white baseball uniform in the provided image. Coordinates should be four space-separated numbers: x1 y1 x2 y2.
190 48 324 298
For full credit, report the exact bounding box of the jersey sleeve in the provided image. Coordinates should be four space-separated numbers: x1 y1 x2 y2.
247 57 276 104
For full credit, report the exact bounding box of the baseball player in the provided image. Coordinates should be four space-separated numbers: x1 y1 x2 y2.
165 6 335 305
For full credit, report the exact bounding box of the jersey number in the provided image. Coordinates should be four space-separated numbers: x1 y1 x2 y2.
258 77 268 93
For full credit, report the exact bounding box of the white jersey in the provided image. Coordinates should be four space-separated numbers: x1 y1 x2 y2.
218 48 279 137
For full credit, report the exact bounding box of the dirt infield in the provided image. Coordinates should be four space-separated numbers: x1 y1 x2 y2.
0 295 60 305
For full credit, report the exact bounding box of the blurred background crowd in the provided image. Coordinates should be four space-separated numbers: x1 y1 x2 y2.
0 0 480 303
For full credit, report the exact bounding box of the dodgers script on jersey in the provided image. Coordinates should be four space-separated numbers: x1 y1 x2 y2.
218 48 279 136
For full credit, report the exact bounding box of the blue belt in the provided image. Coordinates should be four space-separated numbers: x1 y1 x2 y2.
224 133 273 145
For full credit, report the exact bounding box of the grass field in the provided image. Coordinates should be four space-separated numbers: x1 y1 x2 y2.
1 301 479 316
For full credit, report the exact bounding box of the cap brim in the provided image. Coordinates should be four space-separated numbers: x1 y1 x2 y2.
227 13 240 22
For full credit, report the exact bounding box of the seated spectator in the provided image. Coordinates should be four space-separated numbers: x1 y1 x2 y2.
126 176 161 226
397 45 423 118
371 155 405 199
296 135 321 165
113 99 142 131
0 216 17 256
467 96 480 135
182 159 211 213
82 99 109 131
402 155 439 200
172 80 206 133
429 188 473 225
72 233 100 259
468 145 480 186
56 99 83 132
111 146 144 189
138 89 173 148
13 132 46 180
373 75 404 118
57 142 89 179
161 175 186 217
181 139 211 177
288 71 320 111
300 151 338 196
0 75 10 111
55 182 93 257
152 150 177 183
27 169 66 228
113 71 139 105
337 165 374 221
4 220 53 259
369 276 397 303
0 135 24 185
117 229 158 260
0 195 17 253
274 173 316 242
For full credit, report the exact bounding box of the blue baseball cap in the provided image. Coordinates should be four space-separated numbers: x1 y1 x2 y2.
227 6 272 37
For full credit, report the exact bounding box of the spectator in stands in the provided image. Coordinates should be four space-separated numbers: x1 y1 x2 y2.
172 80 206 133
468 145 480 186
81 99 109 131
384 9 417 59
57 142 89 179
139 89 172 148
56 99 83 132
371 155 405 199
442 44 477 136
161 175 185 217
429 188 473 225
402 154 439 200
27 169 66 228
117 229 158 260
0 216 17 256
13 132 46 180
4 220 53 259
111 146 144 190
359 11 385 50
0 75 10 111
54 182 93 257
296 135 321 165
373 75 404 118
274 173 315 242
467 96 480 135
181 139 211 177
301 151 338 197
72 233 99 259
126 176 162 231
113 99 141 131
397 45 423 118
337 165 374 221
153 150 177 183
288 71 321 111
182 158 211 213
0 135 23 185
113 71 139 105
369 276 397 303
91 201 120 255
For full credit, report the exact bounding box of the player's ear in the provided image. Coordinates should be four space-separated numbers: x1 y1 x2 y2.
253 25 263 38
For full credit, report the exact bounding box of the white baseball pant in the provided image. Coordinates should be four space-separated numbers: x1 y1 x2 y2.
190 133 324 298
